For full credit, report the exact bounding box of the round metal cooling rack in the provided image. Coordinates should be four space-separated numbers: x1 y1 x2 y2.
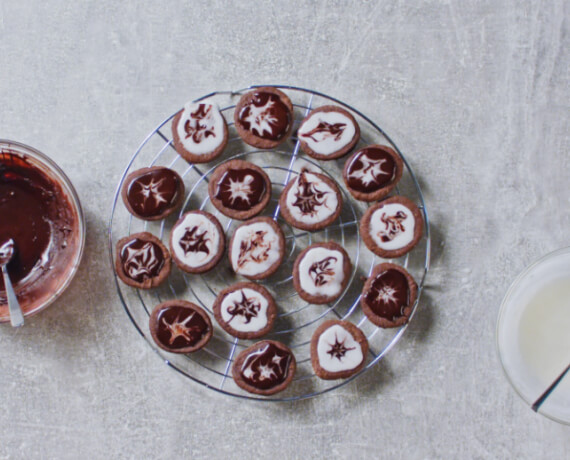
108 85 431 401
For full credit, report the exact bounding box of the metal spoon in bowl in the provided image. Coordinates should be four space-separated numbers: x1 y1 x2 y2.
532 362 570 412
0 239 24 327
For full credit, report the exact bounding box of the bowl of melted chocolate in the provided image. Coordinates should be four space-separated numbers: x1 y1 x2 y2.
0 140 85 322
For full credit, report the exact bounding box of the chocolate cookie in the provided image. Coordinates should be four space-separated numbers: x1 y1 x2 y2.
172 101 228 163
213 282 276 339
343 145 403 202
360 263 418 328
169 210 225 274
292 242 352 304
149 300 212 353
234 87 293 149
279 170 342 231
310 320 368 380
297 105 360 160
360 196 423 258
228 217 285 280
232 340 296 395
121 166 184 221
115 232 171 289
208 160 271 220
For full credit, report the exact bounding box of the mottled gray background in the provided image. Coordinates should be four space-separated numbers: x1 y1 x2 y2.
0 1 568 459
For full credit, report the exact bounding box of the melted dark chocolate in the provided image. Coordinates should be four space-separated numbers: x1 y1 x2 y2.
119 238 165 282
179 226 210 255
184 103 217 144
326 333 355 361
126 168 180 218
226 290 261 324
308 256 337 286
240 343 292 390
291 172 328 216
365 269 410 320
346 147 396 193
237 92 291 141
215 168 266 211
155 305 209 350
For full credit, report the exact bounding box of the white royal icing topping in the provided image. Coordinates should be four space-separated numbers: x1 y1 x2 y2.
220 288 269 332
298 111 356 156
285 172 339 224
171 213 220 268
369 203 415 251
317 324 364 373
299 247 345 298
176 102 225 155
231 222 282 277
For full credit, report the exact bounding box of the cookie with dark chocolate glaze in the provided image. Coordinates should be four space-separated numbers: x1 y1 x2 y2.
343 145 403 202
297 105 360 160
279 170 342 231
115 232 171 289
228 217 285 280
234 87 293 149
232 340 296 396
121 166 184 221
170 210 225 274
310 320 368 380
292 242 352 304
149 300 212 353
208 159 271 220
360 195 423 259
172 101 228 164
360 263 418 328
213 282 276 339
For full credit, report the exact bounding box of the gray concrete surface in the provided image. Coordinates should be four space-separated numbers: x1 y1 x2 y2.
0 1 569 458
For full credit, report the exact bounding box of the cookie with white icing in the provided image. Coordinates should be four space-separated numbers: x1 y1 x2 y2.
279 170 342 231
234 87 293 149
213 282 276 339
149 300 212 353
232 340 296 395
172 101 228 163
310 320 368 380
292 242 352 304
360 263 418 328
360 196 423 258
343 144 403 202
115 232 171 289
169 210 225 274
228 217 285 280
208 160 271 220
297 105 360 160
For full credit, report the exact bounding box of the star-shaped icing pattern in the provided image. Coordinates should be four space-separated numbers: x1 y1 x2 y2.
227 291 261 324
349 156 390 187
179 226 210 255
326 332 356 361
123 242 159 279
243 99 278 136
291 172 329 216
226 174 254 205
161 312 203 345
137 177 168 208
257 363 278 381
375 284 398 305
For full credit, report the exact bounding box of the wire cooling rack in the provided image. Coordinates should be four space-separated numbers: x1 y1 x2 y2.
108 85 431 401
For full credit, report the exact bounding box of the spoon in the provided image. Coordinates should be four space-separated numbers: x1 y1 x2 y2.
531 362 570 412
0 239 24 327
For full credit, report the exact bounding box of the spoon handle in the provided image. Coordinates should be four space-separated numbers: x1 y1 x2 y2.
1 265 24 327
531 362 570 412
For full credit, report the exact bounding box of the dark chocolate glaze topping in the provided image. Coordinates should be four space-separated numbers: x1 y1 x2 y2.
240 343 292 390
365 269 410 320
346 147 396 193
155 305 210 350
126 168 180 218
237 92 291 141
214 168 266 211
120 238 165 282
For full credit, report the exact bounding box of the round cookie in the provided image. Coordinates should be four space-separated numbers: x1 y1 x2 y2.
213 282 276 339
228 217 285 280
360 263 418 328
297 105 360 160
343 145 403 202
279 170 342 231
115 232 171 289
292 242 352 304
121 166 184 221
208 160 271 220
310 320 369 380
149 300 212 353
234 87 293 149
169 210 225 274
360 195 423 258
232 340 296 396
172 101 228 163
